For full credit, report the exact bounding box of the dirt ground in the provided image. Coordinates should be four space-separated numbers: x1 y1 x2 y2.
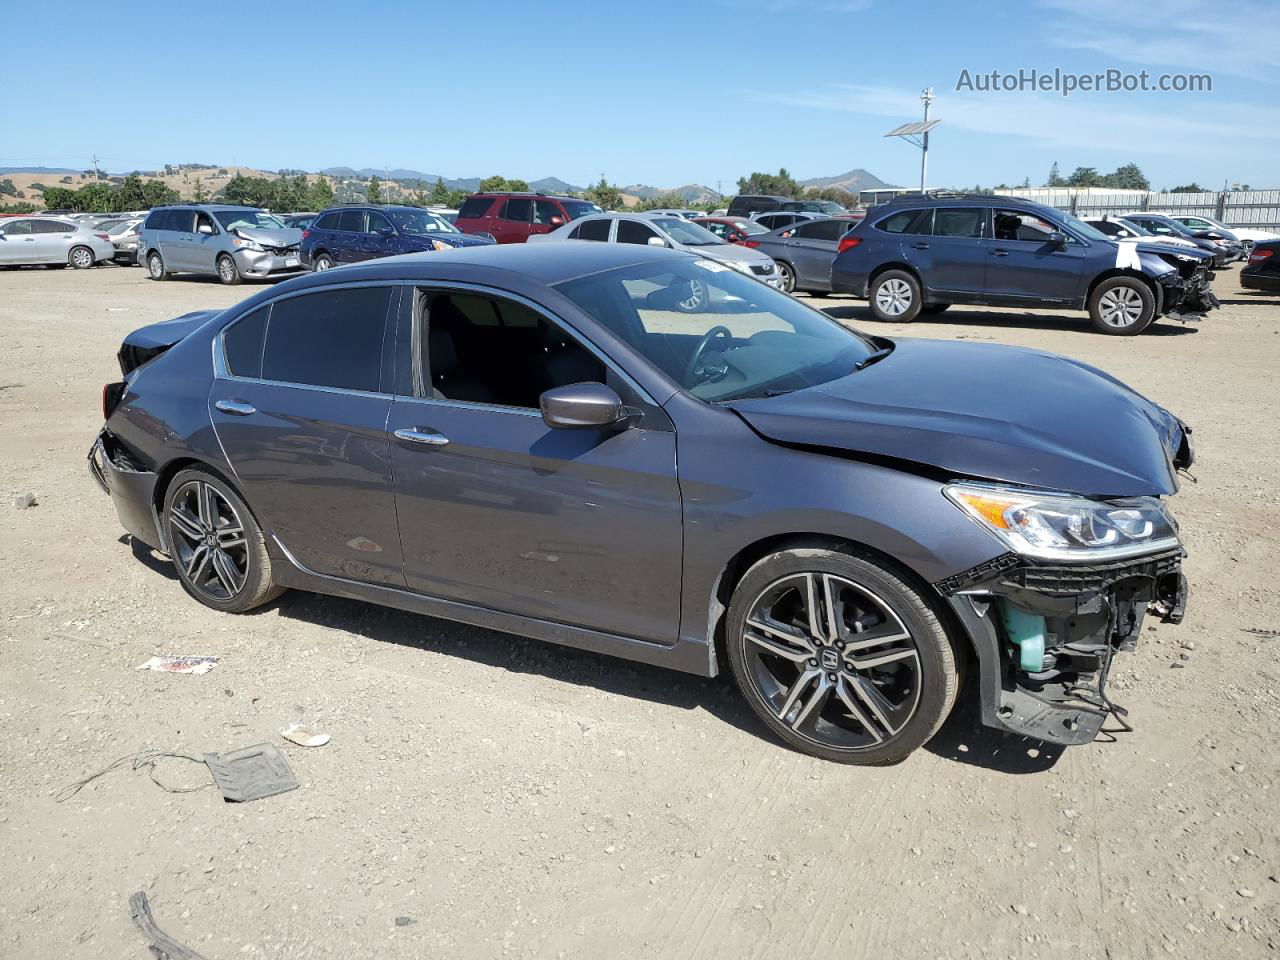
1 262 1277 960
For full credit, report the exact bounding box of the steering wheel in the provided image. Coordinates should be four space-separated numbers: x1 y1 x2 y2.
684 325 733 386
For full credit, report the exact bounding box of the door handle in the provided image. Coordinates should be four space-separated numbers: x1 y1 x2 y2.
990 249 1010 257
214 400 256 416
910 242 929 250
394 427 449 446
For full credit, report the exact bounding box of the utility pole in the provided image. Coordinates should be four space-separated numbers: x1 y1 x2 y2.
92 153 100 179
919 87 933 193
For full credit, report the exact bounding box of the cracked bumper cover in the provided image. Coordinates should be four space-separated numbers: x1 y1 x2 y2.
939 549 1189 746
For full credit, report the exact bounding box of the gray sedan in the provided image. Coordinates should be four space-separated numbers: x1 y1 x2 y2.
533 212 781 309
749 216 863 295
0 216 114 268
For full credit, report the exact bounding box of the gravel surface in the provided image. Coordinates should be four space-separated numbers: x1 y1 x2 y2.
1 264 1278 960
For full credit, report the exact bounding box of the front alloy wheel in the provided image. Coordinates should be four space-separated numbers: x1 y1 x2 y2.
69 245 95 269
726 546 958 764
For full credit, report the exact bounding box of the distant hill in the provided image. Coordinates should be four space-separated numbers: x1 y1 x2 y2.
322 166 443 183
529 176 583 194
800 168 893 192
622 183 718 204
0 166 81 175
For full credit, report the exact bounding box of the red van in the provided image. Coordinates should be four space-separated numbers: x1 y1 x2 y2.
454 192 603 243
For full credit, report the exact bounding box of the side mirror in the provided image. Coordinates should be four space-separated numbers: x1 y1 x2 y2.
539 382 630 430
197 223 215 236
1047 231 1066 247
646 236 666 247
378 226 395 237
549 215 564 227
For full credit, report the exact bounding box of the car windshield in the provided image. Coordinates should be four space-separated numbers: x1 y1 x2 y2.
215 210 284 230
107 221 138 236
1115 218 1153 236
654 218 724 246
562 200 604 220
736 220 769 235
388 209 460 234
555 258 876 402
1054 211 1111 243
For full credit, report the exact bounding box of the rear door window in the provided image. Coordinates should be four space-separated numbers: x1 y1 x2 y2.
314 211 340 230
168 209 196 232
500 198 532 222
223 306 270 379
34 219 71 233
792 219 846 242
573 218 612 241
877 209 932 234
337 210 365 232
932 208 985 238
261 287 392 392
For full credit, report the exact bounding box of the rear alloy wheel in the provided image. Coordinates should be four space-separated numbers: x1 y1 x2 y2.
163 469 282 613
1088 277 1154 335
312 253 333 272
69 245 95 269
216 254 241 285
147 252 168 281
776 261 796 294
726 546 958 764
869 270 922 322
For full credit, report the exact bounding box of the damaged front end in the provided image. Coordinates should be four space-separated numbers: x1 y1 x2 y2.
1151 250 1220 320
935 476 1191 746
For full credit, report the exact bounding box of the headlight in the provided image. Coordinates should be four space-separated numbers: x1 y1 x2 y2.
233 236 264 253
430 239 450 251
724 259 753 274
943 482 1179 562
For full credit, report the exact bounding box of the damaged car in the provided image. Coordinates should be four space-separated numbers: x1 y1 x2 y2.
90 243 1192 764
831 193 1218 335
140 204 304 285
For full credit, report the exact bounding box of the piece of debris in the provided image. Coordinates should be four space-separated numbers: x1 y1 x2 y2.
1238 888 1256 898
128 891 209 960
137 655 218 675
1242 627 1280 639
394 916 416 927
280 724 330 748
203 743 298 803
56 750 209 802
13 492 36 509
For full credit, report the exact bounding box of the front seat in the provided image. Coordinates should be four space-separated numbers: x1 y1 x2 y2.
541 323 603 390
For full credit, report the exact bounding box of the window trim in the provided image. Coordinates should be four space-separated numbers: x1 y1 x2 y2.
212 281 399 399
398 280 661 419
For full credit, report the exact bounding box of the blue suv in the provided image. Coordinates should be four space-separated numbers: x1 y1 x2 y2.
831 194 1218 335
301 204 494 271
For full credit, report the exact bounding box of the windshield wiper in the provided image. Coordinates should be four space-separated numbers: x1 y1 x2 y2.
854 346 893 371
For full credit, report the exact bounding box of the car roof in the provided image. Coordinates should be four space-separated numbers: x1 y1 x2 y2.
152 203 260 211
268 241 698 289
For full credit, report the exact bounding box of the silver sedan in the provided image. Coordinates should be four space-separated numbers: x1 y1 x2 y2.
0 216 115 268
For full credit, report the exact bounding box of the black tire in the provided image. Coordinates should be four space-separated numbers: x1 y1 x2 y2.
147 251 168 281
312 252 333 272
216 254 241 286
869 269 922 322
808 290 830 299
162 468 283 613
921 303 951 315
776 261 796 294
69 245 95 269
1088 276 1155 335
725 544 959 765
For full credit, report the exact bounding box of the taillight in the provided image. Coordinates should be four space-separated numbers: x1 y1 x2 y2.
744 240 761 248
302 229 311 240
95 233 110 241
1249 249 1273 263
102 381 126 420
837 234 863 254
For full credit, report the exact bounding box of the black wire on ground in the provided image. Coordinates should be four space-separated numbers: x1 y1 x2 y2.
55 750 210 803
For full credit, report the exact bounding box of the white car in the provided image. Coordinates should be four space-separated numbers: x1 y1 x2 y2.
0 216 114 268
644 208 703 220
1151 211 1278 251
531 212 783 306
1085 216 1202 250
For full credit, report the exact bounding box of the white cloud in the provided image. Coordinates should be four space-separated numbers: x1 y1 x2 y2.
1036 0 1277 81
749 83 1280 155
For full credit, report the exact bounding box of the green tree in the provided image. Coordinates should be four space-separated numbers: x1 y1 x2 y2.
736 168 803 198
39 186 77 209
114 174 149 210
140 180 180 208
1168 182 1205 193
1065 166 1102 187
192 178 208 202
1046 162 1065 187
1103 163 1149 190
478 175 509 193
0 202 37 214
76 182 114 212
366 175 383 203
584 176 624 210
505 178 529 192
804 186 857 208
308 176 335 210
636 191 690 211
430 178 451 205
0 178 16 196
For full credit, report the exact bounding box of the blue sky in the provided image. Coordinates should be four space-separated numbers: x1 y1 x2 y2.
2 0 1275 191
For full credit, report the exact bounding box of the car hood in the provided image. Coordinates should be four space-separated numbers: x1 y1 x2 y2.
416 232 494 248
233 226 303 246
687 242 772 266
726 338 1188 497
1131 239 1214 262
